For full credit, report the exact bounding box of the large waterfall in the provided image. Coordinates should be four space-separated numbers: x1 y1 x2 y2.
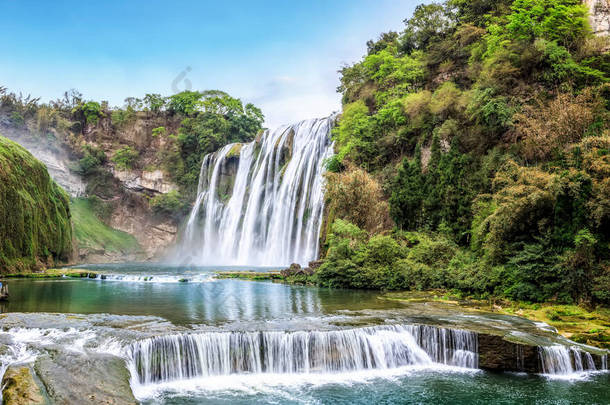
176 116 335 266
126 325 478 386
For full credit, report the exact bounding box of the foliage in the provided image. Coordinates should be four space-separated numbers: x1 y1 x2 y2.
167 91 204 116
143 93 166 113
149 190 190 219
320 0 610 304
110 146 139 170
324 166 391 234
174 91 264 192
151 126 166 137
111 108 136 128
516 89 606 161
505 0 590 50
74 101 103 125
77 145 107 175
0 135 72 273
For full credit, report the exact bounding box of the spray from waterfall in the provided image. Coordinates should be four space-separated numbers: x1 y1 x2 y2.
175 116 335 266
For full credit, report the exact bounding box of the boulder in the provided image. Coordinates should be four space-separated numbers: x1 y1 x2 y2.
280 263 302 277
34 349 137 405
1 366 45 405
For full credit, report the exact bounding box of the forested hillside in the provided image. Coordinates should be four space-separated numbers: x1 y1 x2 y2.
316 0 610 305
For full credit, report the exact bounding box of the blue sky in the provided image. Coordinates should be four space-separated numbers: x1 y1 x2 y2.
1 1 423 128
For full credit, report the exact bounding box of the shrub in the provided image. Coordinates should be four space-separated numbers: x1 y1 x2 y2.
76 101 103 125
111 108 136 128
78 145 107 175
325 166 392 234
149 190 189 219
143 93 166 113
111 146 139 170
152 126 167 137
516 89 605 162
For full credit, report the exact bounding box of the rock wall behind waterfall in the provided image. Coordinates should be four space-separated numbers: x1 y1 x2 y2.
176 116 335 266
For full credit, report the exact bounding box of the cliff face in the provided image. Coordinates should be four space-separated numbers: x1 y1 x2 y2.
585 0 610 36
0 111 181 263
0 124 86 197
77 112 182 260
0 135 72 273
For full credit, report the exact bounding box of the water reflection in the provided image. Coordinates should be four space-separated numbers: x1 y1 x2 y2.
1 278 399 325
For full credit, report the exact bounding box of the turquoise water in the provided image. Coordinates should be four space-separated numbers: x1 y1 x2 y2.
1 264 399 325
2 263 610 404
147 371 610 405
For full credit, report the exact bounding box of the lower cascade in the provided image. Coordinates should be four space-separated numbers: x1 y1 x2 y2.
175 116 335 267
126 325 478 385
539 346 604 375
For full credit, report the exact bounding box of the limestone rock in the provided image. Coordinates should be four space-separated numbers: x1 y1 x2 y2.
34 349 137 405
585 0 610 36
1 366 45 405
112 168 177 194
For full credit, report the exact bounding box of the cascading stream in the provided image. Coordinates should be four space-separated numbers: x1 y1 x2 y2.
125 324 478 386
175 116 335 266
539 346 603 375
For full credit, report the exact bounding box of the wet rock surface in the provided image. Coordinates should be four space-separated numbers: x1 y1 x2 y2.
34 349 136 405
1 366 45 405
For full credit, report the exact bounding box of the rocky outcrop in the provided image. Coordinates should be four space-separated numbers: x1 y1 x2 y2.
478 334 540 372
280 262 318 277
1 111 182 263
585 0 610 36
34 349 137 405
108 191 177 260
0 125 86 198
112 169 177 194
1 366 45 405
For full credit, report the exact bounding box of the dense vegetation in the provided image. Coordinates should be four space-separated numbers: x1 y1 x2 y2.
0 135 72 273
0 87 264 199
318 0 610 305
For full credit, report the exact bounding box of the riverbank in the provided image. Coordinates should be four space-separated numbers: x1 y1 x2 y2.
0 269 97 279
214 270 282 280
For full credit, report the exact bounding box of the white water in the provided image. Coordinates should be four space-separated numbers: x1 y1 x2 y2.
93 273 214 283
125 324 478 389
176 116 335 267
539 346 605 378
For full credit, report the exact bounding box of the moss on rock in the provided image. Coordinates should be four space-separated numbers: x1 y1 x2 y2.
1 366 45 405
0 135 72 273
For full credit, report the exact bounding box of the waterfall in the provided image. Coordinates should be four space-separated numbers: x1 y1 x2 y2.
176 116 335 267
126 324 478 386
539 346 600 375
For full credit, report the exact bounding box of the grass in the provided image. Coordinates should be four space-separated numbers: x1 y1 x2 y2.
215 271 282 281
70 198 141 254
2 268 98 278
493 302 610 349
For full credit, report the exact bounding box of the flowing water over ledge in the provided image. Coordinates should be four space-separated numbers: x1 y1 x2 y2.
175 116 335 267
1 264 609 404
